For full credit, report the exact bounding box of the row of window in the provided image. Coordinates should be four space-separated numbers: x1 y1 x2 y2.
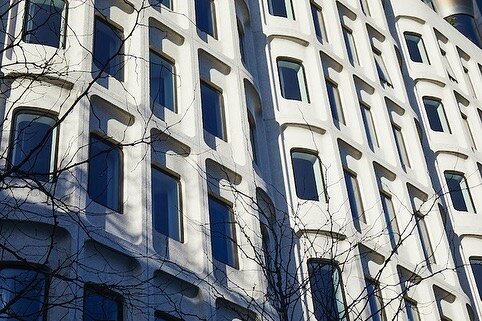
0 266 179 320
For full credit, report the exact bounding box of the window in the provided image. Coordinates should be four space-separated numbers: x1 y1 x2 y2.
343 168 366 232
208 196 238 268
23 0 66 47
360 103 378 150
0 267 47 320
461 61 476 98
461 113 476 150
414 211 435 265
404 33 430 64
267 0 294 19
291 151 325 202
342 26 359 66
150 50 176 112
423 98 451 133
392 124 410 170
10 111 57 182
200 81 226 140
373 48 392 88
151 166 182 242
470 258 482 299
440 47 457 82
93 17 124 80
277 59 309 102
365 277 386 321
444 172 476 212
326 79 345 125
247 111 258 163
404 297 421 321
307 260 348 321
311 3 327 42
149 0 172 10
380 191 400 249
83 285 122 321
88 135 123 212
237 20 247 65
155 311 182 321
195 0 216 37
359 0 370 15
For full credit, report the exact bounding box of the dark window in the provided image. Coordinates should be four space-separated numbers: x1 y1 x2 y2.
0 267 47 320
150 50 176 112
149 0 172 9
151 166 182 242
392 124 410 170
423 98 451 133
83 286 122 321
88 135 123 212
366 277 387 321
307 260 348 321
208 196 237 268
237 20 247 65
404 297 421 321
311 3 327 42
373 48 392 88
470 258 482 299
444 172 475 212
10 111 57 181
195 0 215 37
93 17 124 80
200 81 226 140
360 103 378 150
326 79 345 125
267 0 293 18
247 111 258 163
277 59 309 102
359 0 370 15
342 26 359 66
415 211 435 265
23 0 66 47
344 168 365 232
291 151 325 202
380 191 400 249
155 311 182 321
404 33 430 64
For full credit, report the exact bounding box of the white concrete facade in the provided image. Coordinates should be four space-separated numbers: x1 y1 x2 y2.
0 0 482 320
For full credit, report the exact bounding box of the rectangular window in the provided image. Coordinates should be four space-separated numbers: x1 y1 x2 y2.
444 171 476 212
10 111 57 181
343 168 366 232
423 98 451 133
88 135 123 212
440 47 457 82
415 211 435 265
461 113 476 150
470 258 482 299
195 0 216 37
0 267 47 320
200 81 226 140
462 64 476 98
208 196 238 268
373 48 393 88
150 50 176 112
291 151 325 202
392 124 411 170
404 33 430 64
93 17 124 80
311 3 327 42
359 0 370 16
366 277 387 321
151 166 182 242
149 0 172 9
268 0 294 19
83 286 122 321
326 79 345 125
247 111 258 164
405 297 421 321
23 0 66 47
342 26 359 66
237 20 247 65
380 191 401 249
307 260 348 321
277 59 309 102
360 103 378 150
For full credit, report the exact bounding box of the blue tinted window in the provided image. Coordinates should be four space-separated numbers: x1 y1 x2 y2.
404 33 429 64
344 169 365 231
93 17 124 80
23 0 66 47
268 0 293 18
405 298 421 321
83 287 122 321
0 268 46 321
150 50 175 112
149 0 172 9
11 112 57 181
278 60 308 101
201 81 225 140
342 26 358 66
88 135 122 212
444 172 475 212
326 80 345 124
423 98 451 133
307 260 348 321
291 151 324 201
151 167 182 242
195 0 215 37
380 192 400 249
470 258 482 299
360 104 378 150
366 278 386 321
208 196 237 267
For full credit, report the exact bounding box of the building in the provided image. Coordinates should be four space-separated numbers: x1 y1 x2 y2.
0 0 482 320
